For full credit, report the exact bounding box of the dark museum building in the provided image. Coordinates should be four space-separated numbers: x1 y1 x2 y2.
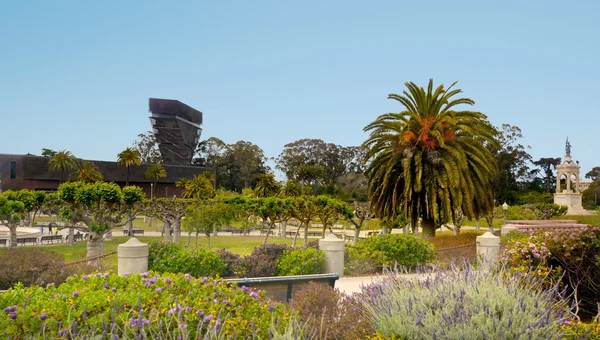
0 98 207 197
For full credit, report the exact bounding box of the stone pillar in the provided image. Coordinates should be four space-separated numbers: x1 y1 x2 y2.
476 232 500 265
319 234 345 277
556 174 561 193
118 238 149 275
566 172 571 192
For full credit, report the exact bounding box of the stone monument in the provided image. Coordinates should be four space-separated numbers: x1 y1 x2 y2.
554 138 589 215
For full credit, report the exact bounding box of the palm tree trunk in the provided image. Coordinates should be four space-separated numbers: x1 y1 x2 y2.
422 218 436 239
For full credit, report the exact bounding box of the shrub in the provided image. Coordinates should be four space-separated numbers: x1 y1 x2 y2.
237 244 291 277
501 227 600 320
534 203 567 219
148 242 226 277
562 321 600 339
359 265 569 339
215 248 242 277
0 248 99 290
278 248 325 276
344 246 378 275
0 271 291 338
354 234 436 268
289 281 373 339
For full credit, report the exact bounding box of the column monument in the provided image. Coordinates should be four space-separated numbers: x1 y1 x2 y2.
554 138 588 215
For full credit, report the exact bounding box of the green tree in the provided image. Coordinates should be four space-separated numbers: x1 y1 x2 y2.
254 173 281 198
278 179 302 198
222 141 269 191
41 148 57 157
533 157 561 193
142 198 191 243
253 197 292 246
314 196 346 238
297 163 326 196
4 190 47 227
48 150 78 183
290 195 320 246
58 182 144 258
363 79 498 238
184 201 236 248
585 166 600 182
117 147 142 186
132 131 162 164
145 164 167 198
177 173 215 199
193 137 226 188
0 193 25 248
343 201 370 245
69 161 104 183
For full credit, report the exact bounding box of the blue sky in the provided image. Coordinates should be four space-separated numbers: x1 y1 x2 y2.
1 1 598 178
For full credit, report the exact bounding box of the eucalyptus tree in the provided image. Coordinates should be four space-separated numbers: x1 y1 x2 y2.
363 79 498 238
48 150 78 183
58 182 144 258
117 147 142 186
0 193 25 248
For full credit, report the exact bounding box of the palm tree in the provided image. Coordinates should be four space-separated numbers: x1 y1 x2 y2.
363 79 498 238
117 147 142 186
69 161 104 183
177 173 215 199
254 173 281 197
48 150 78 183
278 179 302 197
145 164 167 198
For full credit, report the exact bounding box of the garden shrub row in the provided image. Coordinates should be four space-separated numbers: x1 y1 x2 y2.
0 271 291 338
345 234 436 275
149 242 326 278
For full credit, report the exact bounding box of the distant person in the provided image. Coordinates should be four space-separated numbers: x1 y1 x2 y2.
39 225 44 234
48 222 53 234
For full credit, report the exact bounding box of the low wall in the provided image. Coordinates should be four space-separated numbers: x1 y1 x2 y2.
226 273 339 302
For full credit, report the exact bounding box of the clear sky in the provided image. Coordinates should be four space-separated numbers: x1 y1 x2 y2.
1 1 598 178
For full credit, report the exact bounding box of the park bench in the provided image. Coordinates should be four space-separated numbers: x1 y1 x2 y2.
131 229 145 236
366 231 381 237
306 231 323 237
18 237 38 246
0 239 7 247
285 231 297 237
260 230 274 236
226 273 339 303
40 235 64 244
231 229 245 235
344 234 355 242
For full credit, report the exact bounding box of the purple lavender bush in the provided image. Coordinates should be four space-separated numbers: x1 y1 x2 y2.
359 264 569 339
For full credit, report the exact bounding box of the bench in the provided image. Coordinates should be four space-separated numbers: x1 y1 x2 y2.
231 229 245 235
0 239 6 247
366 231 381 237
226 273 339 303
131 229 145 236
260 230 274 236
40 235 64 244
344 234 355 242
18 237 38 246
285 231 297 237
306 231 323 237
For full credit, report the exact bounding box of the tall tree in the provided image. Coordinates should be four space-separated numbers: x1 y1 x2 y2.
585 166 600 182
278 180 302 198
132 131 162 164
58 182 144 258
297 163 326 196
143 198 190 243
145 164 167 198
254 173 281 198
489 124 533 204
48 150 78 183
363 80 498 238
193 137 227 188
221 141 269 191
276 139 346 185
69 161 104 183
41 148 57 157
533 157 561 193
117 147 142 186
290 195 320 246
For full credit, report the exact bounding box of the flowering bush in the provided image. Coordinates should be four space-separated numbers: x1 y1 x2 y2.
561 321 600 339
148 242 226 277
237 244 291 277
215 248 242 277
501 227 600 320
359 264 569 339
0 271 290 338
277 248 325 276
354 234 436 269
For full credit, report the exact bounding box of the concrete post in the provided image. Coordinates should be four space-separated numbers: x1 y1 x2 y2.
118 238 149 275
319 233 345 277
476 232 500 265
